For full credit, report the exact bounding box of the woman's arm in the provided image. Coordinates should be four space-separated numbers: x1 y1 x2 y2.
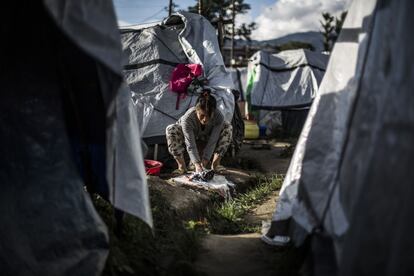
202 112 224 162
181 116 201 165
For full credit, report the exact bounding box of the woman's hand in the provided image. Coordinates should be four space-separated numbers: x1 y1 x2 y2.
202 159 209 168
195 163 204 172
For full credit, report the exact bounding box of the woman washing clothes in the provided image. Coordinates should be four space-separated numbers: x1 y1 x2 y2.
166 90 232 175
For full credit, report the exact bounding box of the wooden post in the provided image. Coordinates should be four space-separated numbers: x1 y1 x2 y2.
168 0 173 16
230 0 235 67
218 16 224 56
198 0 203 15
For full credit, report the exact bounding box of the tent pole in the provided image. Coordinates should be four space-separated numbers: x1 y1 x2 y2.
168 0 173 16
154 144 159 161
230 0 235 67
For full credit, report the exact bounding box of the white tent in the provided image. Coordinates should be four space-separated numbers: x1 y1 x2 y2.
246 49 328 110
270 0 414 274
245 49 328 135
121 12 235 144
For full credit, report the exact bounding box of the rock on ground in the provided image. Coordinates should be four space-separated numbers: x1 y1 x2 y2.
148 168 258 220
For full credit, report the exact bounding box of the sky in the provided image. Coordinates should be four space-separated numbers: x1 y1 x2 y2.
114 0 351 40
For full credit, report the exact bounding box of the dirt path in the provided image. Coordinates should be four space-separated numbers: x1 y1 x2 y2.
245 191 279 225
194 140 292 276
195 186 281 276
237 140 292 175
195 233 275 276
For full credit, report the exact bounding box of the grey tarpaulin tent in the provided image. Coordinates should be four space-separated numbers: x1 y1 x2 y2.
245 49 328 136
46 0 152 230
121 11 235 145
246 49 328 110
0 1 151 275
228 67 248 101
270 0 414 274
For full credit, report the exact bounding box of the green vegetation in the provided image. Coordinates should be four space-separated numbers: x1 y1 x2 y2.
94 173 286 275
187 0 257 41
204 174 284 234
94 187 205 276
276 41 315 52
320 11 348 52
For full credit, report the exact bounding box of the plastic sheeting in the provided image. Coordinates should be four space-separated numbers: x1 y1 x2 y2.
106 83 152 227
336 0 414 274
228 67 248 101
1 2 110 274
172 175 235 199
272 0 414 274
0 88 109 275
0 1 151 274
246 49 328 110
122 23 190 139
44 0 123 76
45 0 152 229
271 0 376 240
257 108 309 137
289 0 377 240
121 12 235 142
169 12 235 121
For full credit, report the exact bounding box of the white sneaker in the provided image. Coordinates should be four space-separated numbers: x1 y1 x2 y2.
260 234 290 246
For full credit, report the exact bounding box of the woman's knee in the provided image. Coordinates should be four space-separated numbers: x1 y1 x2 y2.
166 124 185 156
166 124 181 136
221 122 233 140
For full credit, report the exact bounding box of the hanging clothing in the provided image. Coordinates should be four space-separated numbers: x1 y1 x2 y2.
169 63 203 109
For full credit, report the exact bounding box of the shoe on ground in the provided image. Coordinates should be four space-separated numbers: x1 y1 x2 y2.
260 234 290 246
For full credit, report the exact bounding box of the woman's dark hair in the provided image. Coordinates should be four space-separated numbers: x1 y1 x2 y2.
195 90 216 117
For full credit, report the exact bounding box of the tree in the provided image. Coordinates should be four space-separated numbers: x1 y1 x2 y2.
320 12 335 52
320 11 347 52
236 22 257 41
276 41 315 52
187 0 256 41
164 1 179 15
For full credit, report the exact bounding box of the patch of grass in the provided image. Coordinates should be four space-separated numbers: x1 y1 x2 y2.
206 174 284 234
93 186 205 276
93 173 286 274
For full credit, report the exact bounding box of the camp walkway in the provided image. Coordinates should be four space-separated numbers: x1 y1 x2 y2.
194 141 296 275
195 195 279 276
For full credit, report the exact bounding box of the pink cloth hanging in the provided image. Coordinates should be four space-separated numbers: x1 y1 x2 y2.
169 63 203 109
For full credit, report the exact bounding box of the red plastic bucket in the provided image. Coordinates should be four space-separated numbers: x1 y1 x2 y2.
144 159 163 176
